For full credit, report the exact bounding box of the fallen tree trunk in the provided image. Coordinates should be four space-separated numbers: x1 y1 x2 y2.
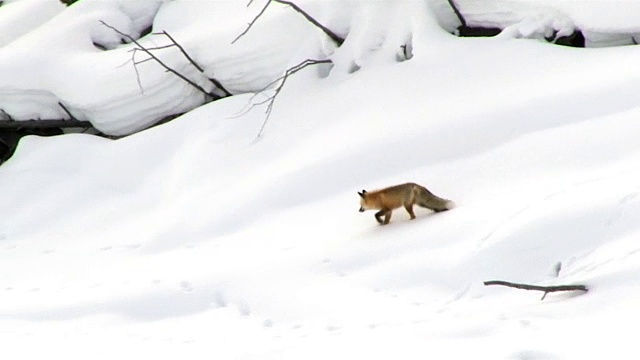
0 119 92 129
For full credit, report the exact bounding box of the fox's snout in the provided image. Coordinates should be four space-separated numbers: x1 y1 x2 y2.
359 206 365 212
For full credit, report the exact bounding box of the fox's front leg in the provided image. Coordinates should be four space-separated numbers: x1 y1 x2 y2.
383 210 392 225
374 210 386 224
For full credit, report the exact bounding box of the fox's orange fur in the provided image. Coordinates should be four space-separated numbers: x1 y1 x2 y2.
358 182 454 225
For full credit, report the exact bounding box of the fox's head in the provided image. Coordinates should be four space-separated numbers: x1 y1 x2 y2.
358 189 369 212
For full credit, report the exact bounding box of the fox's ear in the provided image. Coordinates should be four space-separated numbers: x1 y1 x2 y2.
358 191 365 198
362 189 367 193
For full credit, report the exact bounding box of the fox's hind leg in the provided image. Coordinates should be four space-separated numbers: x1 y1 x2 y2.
404 204 416 219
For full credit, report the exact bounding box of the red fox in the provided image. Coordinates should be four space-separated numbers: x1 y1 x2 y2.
358 182 454 225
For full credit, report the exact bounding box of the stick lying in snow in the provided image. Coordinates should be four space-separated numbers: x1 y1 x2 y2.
483 280 588 300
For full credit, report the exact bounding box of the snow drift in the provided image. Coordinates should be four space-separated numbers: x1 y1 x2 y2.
2 1 640 359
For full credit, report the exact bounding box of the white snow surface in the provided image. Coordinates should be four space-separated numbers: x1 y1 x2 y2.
2 1 640 359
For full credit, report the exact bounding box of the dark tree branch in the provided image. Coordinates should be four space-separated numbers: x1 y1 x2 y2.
125 41 205 95
234 0 344 46
1 109 14 121
154 31 205 72
58 102 77 120
133 56 155 66
0 119 92 129
273 0 344 46
232 0 272 44
100 21 218 100
484 280 588 300
249 58 331 137
154 31 232 96
446 0 467 28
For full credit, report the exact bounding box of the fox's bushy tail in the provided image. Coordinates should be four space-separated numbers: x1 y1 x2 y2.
417 186 455 212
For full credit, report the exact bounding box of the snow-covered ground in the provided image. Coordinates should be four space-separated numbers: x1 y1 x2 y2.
2 0 640 359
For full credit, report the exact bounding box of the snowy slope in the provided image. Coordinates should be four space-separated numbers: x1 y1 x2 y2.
2 1 640 359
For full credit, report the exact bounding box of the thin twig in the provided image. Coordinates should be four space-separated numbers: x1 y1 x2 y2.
100 20 216 99
153 31 232 96
129 48 148 94
154 31 204 72
0 109 13 121
133 57 155 66
273 0 344 45
254 58 331 137
234 0 344 46
129 44 176 52
446 0 467 28
233 0 273 44
484 280 588 300
58 102 76 121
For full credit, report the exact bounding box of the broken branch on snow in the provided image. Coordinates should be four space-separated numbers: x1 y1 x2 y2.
484 280 588 300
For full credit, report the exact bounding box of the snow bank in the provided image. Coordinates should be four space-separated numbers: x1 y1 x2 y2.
3 2 640 358
0 0 64 47
0 0 324 135
3 0 640 135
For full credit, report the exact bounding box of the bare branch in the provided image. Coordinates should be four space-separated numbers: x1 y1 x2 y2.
154 30 232 97
154 31 204 72
234 0 344 46
130 48 147 94
446 0 467 28
133 57 155 66
99 20 217 99
273 0 344 46
253 58 331 137
0 109 14 121
233 0 272 44
58 102 76 120
484 280 588 300
128 44 176 52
